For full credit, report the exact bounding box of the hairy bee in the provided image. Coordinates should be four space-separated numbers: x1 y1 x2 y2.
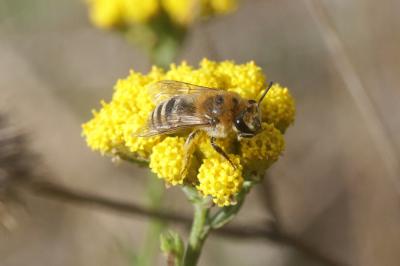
138 80 273 170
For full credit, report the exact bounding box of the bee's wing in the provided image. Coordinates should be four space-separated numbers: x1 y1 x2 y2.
148 80 219 104
136 80 218 137
136 114 210 137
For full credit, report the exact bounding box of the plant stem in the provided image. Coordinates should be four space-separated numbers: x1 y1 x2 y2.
183 202 210 266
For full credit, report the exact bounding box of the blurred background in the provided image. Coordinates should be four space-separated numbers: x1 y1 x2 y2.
0 0 400 265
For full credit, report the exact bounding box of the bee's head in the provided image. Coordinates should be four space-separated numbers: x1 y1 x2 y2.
233 100 261 138
233 82 273 139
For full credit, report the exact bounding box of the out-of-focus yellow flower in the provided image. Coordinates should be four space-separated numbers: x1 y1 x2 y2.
162 0 236 26
86 0 159 29
86 0 122 28
123 0 160 24
197 154 243 206
161 0 198 26
86 0 236 29
82 59 294 206
208 0 237 14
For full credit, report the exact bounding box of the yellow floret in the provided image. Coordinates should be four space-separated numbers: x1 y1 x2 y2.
150 137 186 185
260 83 295 132
197 154 243 206
240 123 285 172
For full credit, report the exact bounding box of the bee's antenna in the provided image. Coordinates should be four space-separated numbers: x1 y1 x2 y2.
258 81 274 106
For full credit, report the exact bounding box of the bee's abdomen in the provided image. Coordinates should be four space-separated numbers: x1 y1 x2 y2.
150 96 195 130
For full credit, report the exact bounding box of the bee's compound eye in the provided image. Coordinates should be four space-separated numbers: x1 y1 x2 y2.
234 116 255 135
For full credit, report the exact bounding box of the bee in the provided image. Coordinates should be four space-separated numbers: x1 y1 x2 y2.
138 80 273 172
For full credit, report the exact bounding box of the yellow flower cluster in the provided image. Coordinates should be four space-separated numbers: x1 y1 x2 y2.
86 0 237 29
82 59 295 206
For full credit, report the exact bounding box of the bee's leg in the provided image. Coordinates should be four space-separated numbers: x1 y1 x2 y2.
210 137 237 169
181 130 199 176
185 129 199 149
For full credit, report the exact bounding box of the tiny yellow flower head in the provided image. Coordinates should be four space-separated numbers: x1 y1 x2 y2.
260 84 295 133
240 123 285 173
150 137 186 185
197 155 243 206
82 59 295 206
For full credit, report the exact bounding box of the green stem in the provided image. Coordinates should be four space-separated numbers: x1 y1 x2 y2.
183 202 210 266
180 182 255 265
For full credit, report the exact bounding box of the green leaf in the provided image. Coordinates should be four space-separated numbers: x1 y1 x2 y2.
160 230 184 266
209 180 254 229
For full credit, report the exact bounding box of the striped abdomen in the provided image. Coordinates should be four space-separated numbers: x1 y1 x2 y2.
150 96 196 131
